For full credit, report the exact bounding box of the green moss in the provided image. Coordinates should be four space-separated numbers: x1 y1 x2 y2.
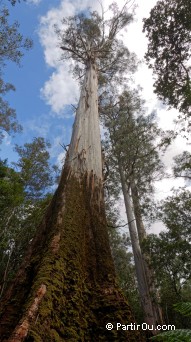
0 171 145 341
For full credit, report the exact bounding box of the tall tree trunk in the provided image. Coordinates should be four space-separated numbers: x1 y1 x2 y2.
119 162 158 334
130 180 146 243
130 179 164 325
0 63 145 341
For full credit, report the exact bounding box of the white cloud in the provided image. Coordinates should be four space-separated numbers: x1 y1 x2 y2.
38 0 137 115
2 132 12 146
38 0 190 236
38 0 100 115
27 0 41 5
39 1 76 68
57 151 66 168
40 63 79 114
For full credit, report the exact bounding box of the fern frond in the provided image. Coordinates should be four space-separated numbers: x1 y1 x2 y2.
151 329 191 341
174 302 191 317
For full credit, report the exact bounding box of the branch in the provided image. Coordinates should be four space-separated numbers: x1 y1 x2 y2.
78 32 89 58
60 46 86 62
59 142 69 152
107 222 128 229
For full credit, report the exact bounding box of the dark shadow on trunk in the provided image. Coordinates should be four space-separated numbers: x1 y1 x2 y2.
0 166 145 341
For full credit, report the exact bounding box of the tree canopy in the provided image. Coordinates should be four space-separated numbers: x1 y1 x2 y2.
173 151 191 182
57 2 137 83
0 5 32 143
0 137 54 297
13 137 55 200
143 0 191 127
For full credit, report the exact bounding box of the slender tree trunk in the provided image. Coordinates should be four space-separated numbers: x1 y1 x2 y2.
130 180 146 242
130 179 164 325
0 249 13 300
0 62 145 341
119 162 158 334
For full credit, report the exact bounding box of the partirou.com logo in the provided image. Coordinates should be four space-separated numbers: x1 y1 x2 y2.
106 322 176 331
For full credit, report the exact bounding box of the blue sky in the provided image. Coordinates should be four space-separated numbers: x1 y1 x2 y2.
0 0 165 169
1 0 75 166
1 0 154 168
1 0 190 232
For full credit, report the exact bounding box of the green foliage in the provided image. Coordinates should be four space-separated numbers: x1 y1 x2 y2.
174 302 191 317
0 5 32 142
0 172 143 341
57 2 137 83
0 159 24 210
143 189 191 327
143 0 191 127
159 189 191 238
101 87 172 216
173 151 191 181
143 231 191 291
0 78 22 143
151 329 191 342
0 137 56 296
0 7 32 67
151 303 191 341
13 137 55 200
0 195 52 296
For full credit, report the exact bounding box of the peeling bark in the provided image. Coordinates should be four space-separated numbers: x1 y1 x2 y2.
0 63 145 341
7 284 46 342
67 61 102 180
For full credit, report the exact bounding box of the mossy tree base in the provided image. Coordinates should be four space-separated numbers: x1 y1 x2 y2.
0 168 145 341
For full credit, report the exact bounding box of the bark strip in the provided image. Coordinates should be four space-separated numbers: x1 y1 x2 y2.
7 284 46 342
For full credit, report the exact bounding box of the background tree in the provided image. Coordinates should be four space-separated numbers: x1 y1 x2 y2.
173 151 191 182
13 137 55 200
101 86 171 329
143 0 191 128
0 4 32 143
143 189 191 328
0 137 55 298
105 198 142 323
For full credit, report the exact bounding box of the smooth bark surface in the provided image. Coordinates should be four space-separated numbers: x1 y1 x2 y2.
0 64 145 341
131 180 164 326
67 62 102 179
119 163 159 333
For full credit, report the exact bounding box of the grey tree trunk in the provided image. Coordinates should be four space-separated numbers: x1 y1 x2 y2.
67 61 102 179
119 162 159 333
130 180 146 242
131 179 164 325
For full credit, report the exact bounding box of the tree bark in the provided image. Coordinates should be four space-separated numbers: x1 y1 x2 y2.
0 63 145 341
130 179 164 326
119 162 158 334
67 61 102 179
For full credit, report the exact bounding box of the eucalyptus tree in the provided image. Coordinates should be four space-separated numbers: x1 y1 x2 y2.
143 0 191 129
101 87 171 331
105 192 142 322
0 4 145 341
